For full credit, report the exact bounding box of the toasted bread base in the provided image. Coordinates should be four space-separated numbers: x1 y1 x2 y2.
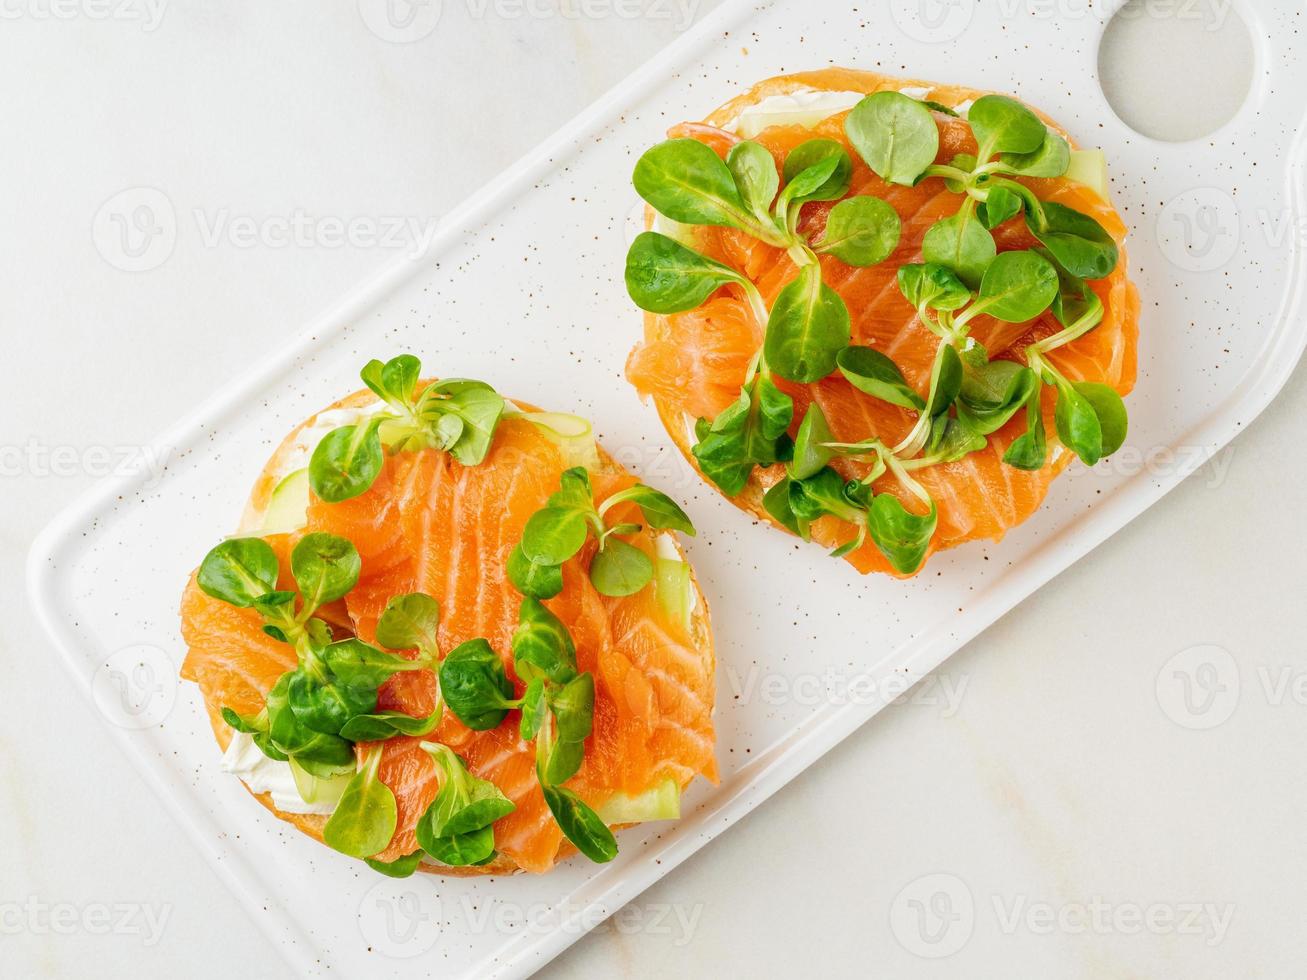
197 385 715 876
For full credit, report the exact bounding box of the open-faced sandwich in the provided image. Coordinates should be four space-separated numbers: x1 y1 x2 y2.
625 68 1139 576
179 356 715 875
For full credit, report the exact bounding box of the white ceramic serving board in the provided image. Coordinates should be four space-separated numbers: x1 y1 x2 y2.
28 0 1307 976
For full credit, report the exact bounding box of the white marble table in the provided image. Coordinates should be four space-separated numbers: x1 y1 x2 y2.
2 3 1298 977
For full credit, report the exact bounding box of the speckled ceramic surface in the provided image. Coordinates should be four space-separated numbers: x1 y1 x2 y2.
27 0 1307 976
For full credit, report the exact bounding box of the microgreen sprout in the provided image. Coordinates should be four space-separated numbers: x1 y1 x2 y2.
627 130 902 494
414 741 516 868
323 744 397 859
200 536 442 778
510 467 695 600
848 93 1119 287
433 593 616 864
309 354 506 503
199 541 518 869
765 402 951 574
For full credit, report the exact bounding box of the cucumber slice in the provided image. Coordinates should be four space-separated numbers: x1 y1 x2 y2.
289 757 352 809
597 779 681 824
656 556 692 634
263 467 310 532
733 94 864 139
1066 149 1109 202
518 412 600 469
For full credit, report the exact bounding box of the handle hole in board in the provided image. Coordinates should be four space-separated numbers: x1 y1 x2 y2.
1097 0 1254 142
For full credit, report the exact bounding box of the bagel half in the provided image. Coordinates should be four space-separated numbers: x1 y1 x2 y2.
626 69 1139 576
182 382 715 876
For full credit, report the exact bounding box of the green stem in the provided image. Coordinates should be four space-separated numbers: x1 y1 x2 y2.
923 164 972 184
820 439 890 483
884 452 934 509
993 176 1046 228
938 308 967 345
821 439 884 453
742 215 792 250
738 279 771 337
915 302 951 340
420 740 467 796
596 487 640 520
899 447 956 472
534 712 556 784
261 601 311 655
952 298 992 333
788 239 817 269
1027 350 1066 388
823 437 956 482
893 339 954 458
361 743 384 780
1026 294 1105 358
859 450 888 486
